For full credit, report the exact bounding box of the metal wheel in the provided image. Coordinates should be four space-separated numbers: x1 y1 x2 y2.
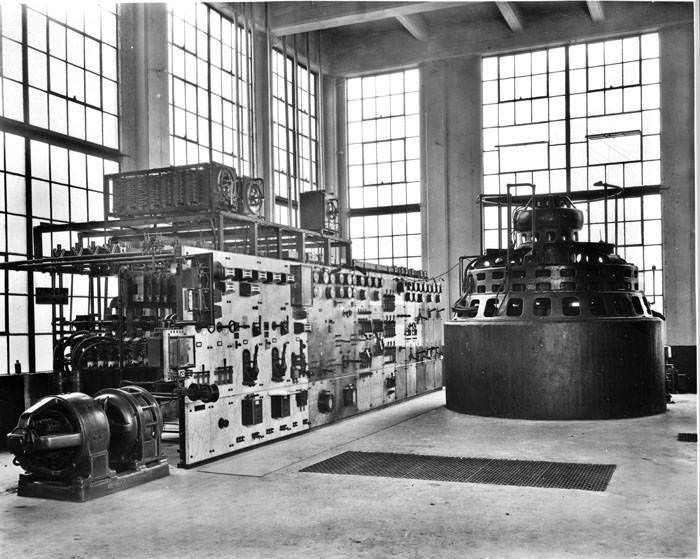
217 166 238 210
241 178 264 215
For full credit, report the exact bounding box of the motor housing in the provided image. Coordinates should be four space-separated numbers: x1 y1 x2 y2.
7 386 168 501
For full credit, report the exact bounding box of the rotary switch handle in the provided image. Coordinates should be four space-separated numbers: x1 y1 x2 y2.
281 341 288 366
271 342 289 381
291 340 308 378
242 346 260 386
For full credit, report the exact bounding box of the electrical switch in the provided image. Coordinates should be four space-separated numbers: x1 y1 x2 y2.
242 345 259 386
271 342 288 382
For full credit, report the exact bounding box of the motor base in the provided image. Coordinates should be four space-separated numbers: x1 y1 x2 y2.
16 459 169 502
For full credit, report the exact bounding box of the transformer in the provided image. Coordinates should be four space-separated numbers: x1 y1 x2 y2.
444 188 666 420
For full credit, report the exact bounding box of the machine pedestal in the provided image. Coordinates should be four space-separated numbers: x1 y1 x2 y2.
17 460 170 502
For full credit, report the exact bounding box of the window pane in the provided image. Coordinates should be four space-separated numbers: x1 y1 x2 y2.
481 33 662 308
169 6 255 174
0 5 120 374
346 69 422 268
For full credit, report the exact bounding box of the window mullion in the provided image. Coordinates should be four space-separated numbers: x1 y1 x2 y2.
564 45 571 193
206 6 213 163
19 5 35 373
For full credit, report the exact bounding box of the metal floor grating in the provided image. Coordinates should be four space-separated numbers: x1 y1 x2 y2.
677 433 697 442
300 451 616 491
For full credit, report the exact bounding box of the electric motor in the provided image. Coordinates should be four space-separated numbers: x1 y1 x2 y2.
7 386 165 482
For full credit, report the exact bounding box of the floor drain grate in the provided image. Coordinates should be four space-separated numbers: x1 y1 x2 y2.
301 451 615 491
677 433 697 442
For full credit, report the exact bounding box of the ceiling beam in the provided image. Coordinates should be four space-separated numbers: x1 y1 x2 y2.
269 2 465 36
395 13 430 42
586 1 605 22
210 3 266 32
495 2 523 32
324 1 693 76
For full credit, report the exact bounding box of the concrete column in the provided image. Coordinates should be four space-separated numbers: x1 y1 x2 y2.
421 60 448 280
119 3 170 171
334 78 348 238
422 56 482 302
660 23 695 347
322 75 339 196
254 29 273 220
445 56 483 301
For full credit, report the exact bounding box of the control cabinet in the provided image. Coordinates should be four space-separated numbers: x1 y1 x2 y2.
7 238 443 468
153 248 311 466
301 265 444 429
122 250 444 466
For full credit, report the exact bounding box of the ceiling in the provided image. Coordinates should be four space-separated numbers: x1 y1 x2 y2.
260 2 604 38
214 2 693 75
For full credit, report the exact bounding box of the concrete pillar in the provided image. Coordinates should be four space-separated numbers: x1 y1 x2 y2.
254 29 273 220
333 78 347 238
421 61 449 282
322 75 339 196
660 23 695 347
422 56 482 302
119 3 170 171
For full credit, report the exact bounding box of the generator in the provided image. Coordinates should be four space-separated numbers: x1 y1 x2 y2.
300 190 339 234
445 187 665 420
7 385 168 501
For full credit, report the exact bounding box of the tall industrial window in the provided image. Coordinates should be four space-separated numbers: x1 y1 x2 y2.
271 48 318 226
168 4 254 173
481 33 663 309
0 3 120 374
346 69 421 270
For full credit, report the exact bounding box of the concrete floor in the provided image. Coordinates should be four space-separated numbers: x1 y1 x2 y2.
0 389 696 558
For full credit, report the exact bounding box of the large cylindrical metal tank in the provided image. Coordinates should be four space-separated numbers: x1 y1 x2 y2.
444 192 666 420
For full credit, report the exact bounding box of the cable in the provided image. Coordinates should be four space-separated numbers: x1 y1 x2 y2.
428 260 461 281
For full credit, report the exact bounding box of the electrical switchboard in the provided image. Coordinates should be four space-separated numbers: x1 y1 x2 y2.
1 169 443 468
